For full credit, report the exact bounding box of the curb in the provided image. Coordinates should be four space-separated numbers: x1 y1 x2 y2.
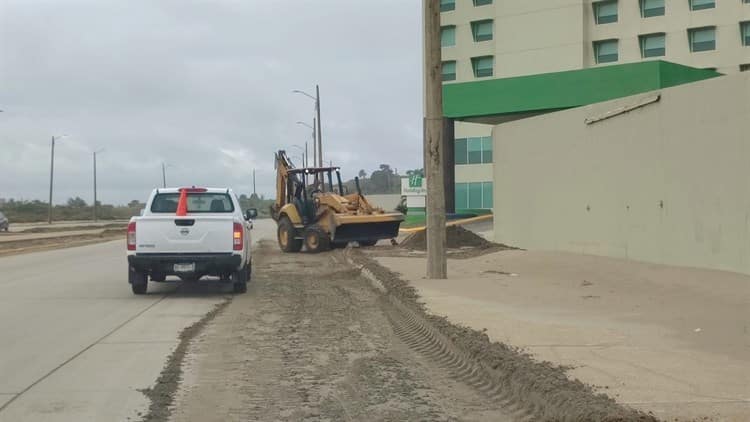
399 214 493 233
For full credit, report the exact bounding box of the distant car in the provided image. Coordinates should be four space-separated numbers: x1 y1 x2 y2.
0 212 8 231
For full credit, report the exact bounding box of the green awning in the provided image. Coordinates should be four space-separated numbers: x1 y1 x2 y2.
443 61 722 124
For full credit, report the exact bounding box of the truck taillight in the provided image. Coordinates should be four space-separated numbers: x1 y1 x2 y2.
127 222 136 251
233 222 243 251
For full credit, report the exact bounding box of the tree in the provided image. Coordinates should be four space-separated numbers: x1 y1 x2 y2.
127 200 142 208
406 168 424 178
358 169 367 179
67 197 87 208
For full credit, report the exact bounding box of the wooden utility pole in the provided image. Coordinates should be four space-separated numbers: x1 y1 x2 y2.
315 85 323 168
423 0 447 278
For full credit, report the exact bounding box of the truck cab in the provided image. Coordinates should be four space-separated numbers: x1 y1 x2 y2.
126 187 256 295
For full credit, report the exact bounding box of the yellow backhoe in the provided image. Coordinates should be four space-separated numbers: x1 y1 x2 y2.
271 150 404 253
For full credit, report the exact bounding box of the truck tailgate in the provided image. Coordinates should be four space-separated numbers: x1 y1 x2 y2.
135 215 235 254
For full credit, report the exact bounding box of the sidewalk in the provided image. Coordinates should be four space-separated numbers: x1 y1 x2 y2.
376 249 750 421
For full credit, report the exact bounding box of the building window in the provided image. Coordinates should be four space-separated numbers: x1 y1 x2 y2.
442 61 456 82
689 27 716 52
594 1 618 24
640 0 665 17
742 22 750 46
455 136 492 165
740 64 750 72
640 33 666 57
690 0 714 11
481 137 492 163
440 0 455 12
441 26 456 48
456 182 493 209
471 20 493 42
594 39 619 63
473 0 492 6
455 139 467 165
471 56 494 78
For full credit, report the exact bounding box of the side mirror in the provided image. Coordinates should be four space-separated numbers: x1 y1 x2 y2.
244 208 258 220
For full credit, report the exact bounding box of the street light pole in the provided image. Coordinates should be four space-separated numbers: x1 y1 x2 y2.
312 117 317 167
162 162 167 188
48 135 68 224
315 85 323 169
293 88 323 166
93 149 104 221
296 121 316 167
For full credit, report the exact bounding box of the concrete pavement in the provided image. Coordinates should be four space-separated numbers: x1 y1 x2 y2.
0 219 274 421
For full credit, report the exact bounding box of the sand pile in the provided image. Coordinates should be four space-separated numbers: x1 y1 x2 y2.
400 225 495 250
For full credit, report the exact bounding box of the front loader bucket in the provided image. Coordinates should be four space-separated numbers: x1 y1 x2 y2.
332 220 402 243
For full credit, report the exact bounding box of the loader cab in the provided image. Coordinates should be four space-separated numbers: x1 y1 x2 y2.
287 166 344 224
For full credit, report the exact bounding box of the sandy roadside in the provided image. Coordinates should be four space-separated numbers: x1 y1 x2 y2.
375 249 750 421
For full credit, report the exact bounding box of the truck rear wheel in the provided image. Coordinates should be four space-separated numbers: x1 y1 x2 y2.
232 264 248 294
278 216 303 253
129 265 148 295
304 225 330 253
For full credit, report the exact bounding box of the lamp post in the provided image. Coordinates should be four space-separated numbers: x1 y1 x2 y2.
48 134 69 224
93 149 104 221
161 162 174 188
293 86 322 168
296 121 315 167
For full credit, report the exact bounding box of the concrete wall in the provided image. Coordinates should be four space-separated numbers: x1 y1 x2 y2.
366 194 402 212
493 73 750 274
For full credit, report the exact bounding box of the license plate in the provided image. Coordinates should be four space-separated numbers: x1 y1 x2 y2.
173 263 195 273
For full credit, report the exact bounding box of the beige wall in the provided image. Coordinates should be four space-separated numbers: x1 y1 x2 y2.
366 194 402 212
493 73 750 274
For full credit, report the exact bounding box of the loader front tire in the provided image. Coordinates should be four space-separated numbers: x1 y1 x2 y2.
304 225 330 253
278 217 303 253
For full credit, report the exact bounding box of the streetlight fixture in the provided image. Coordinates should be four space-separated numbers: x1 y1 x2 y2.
292 85 323 168
93 148 105 221
48 134 69 224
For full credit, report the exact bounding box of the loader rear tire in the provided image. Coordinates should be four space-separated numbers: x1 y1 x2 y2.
278 217 303 253
304 225 330 253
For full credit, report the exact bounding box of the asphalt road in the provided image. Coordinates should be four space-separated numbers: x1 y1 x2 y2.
0 220 275 421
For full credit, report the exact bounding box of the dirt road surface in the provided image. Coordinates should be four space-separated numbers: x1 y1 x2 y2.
0 220 654 421
169 240 515 422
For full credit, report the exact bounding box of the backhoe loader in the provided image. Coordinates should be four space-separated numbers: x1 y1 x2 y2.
271 150 404 253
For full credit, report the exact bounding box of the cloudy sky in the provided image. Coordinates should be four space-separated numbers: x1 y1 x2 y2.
0 0 423 205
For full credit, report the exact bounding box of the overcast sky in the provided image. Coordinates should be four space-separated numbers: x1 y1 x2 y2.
0 0 423 205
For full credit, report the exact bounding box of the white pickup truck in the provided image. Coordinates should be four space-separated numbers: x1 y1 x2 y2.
126 187 257 295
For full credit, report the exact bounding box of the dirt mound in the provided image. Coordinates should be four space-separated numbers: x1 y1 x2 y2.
401 225 495 250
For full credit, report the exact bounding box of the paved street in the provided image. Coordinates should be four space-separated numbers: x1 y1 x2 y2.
0 221 273 421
